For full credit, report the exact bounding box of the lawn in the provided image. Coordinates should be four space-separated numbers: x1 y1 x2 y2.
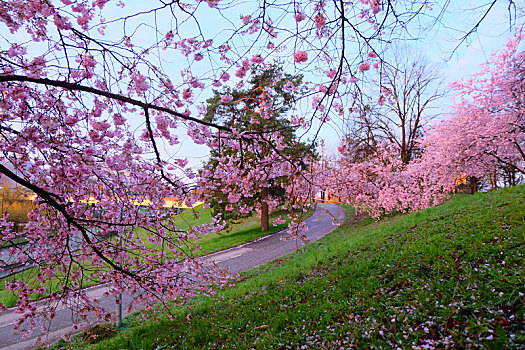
133 203 308 257
0 205 310 308
60 185 525 349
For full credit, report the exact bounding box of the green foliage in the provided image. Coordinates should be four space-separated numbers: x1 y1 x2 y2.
202 63 316 224
204 63 305 128
70 185 525 349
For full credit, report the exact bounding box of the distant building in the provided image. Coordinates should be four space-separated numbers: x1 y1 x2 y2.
314 190 341 203
455 176 477 194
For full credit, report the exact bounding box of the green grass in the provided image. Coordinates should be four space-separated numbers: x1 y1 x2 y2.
1 205 310 308
167 203 215 231
133 204 311 257
59 185 525 349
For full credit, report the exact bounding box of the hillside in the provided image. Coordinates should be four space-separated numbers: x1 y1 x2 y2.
57 185 525 349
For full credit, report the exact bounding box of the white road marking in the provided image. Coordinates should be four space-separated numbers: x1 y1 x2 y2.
203 247 252 264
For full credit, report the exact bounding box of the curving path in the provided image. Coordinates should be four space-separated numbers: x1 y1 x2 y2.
202 203 347 273
0 203 346 350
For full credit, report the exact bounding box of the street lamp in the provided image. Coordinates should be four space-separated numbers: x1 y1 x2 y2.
118 235 123 328
0 186 4 214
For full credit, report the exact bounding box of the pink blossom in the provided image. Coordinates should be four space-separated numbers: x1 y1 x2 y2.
251 54 264 64
8 44 26 57
293 51 308 63
283 81 298 92
294 12 306 22
198 0 220 8
74 4 93 31
91 120 111 132
194 53 203 61
349 76 359 83
219 44 231 54
220 71 230 82
131 73 150 92
26 56 46 78
291 115 305 126
228 192 241 203
113 113 125 126
175 158 188 167
54 15 72 30
371 0 382 14
165 31 174 42
64 115 78 125
221 94 233 103
190 77 204 89
182 88 193 100
241 15 251 25
314 13 326 28
326 69 337 78
359 62 371 72
265 20 277 38
81 55 96 69
368 51 377 58
95 0 109 9
235 67 247 78
273 217 286 226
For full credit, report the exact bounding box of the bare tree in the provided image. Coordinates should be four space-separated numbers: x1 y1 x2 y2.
347 50 444 165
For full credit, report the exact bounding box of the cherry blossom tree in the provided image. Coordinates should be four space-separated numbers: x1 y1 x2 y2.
0 0 443 337
329 30 525 219
419 29 525 189
324 141 445 218
0 0 520 340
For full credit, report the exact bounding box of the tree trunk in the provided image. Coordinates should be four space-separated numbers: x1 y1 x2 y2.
469 176 478 194
260 187 269 232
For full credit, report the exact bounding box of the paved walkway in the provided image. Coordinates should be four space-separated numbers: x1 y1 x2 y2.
203 203 347 273
0 203 347 349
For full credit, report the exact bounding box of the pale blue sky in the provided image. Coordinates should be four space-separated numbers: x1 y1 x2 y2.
318 0 525 156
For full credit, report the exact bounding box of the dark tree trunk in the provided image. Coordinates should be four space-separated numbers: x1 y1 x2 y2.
260 187 269 232
469 176 478 194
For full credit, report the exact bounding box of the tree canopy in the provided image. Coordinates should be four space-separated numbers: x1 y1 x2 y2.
200 65 315 231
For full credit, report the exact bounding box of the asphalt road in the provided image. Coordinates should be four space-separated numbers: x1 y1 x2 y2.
203 203 347 273
0 203 346 349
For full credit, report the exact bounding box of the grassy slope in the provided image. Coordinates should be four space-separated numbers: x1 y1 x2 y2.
1 205 304 308
64 185 525 349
